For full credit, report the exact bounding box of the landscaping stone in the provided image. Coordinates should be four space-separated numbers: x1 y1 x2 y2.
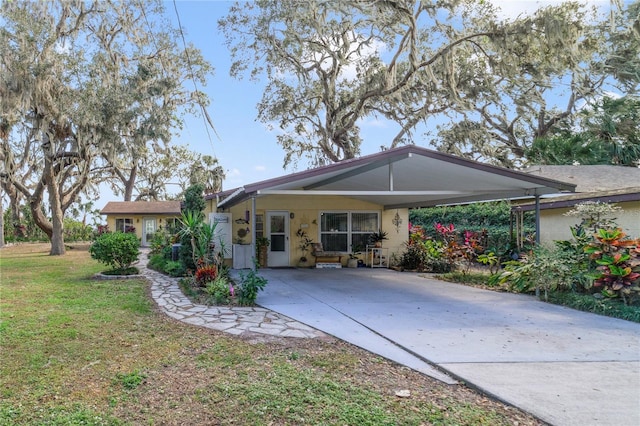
139 250 326 339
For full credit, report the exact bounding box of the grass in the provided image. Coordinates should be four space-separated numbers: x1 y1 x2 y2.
0 243 542 425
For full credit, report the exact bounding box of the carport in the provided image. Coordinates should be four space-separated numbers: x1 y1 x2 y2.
214 145 577 261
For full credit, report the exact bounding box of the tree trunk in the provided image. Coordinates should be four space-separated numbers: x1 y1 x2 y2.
123 165 137 202
0 189 4 248
2 182 22 237
46 165 66 256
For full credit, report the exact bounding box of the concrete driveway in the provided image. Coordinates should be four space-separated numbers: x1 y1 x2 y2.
256 267 640 426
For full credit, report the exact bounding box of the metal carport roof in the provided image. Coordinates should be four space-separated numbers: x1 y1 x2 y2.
211 145 576 210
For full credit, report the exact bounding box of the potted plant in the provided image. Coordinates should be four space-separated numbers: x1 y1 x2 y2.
296 228 313 267
255 237 270 267
369 230 388 248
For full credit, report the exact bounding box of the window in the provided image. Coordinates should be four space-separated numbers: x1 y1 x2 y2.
319 212 379 252
255 214 264 239
115 218 134 233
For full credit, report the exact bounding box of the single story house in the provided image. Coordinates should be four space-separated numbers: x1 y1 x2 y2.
100 200 182 246
517 165 640 244
205 145 575 268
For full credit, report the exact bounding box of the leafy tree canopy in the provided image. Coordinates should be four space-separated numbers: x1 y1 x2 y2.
527 96 640 166
434 2 639 168
220 0 616 169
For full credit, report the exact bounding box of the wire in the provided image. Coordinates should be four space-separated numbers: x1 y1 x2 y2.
172 0 221 152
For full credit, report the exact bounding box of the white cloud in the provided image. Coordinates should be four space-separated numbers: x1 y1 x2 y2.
254 165 267 172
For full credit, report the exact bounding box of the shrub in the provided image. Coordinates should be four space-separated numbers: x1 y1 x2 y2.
149 228 173 257
400 243 427 270
90 232 140 272
195 265 218 287
205 275 232 304
164 260 186 277
148 253 168 271
236 268 267 306
63 218 94 242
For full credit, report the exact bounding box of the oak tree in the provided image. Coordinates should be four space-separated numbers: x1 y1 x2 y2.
0 0 212 254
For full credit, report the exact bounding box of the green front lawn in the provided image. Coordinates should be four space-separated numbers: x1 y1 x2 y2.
0 244 541 425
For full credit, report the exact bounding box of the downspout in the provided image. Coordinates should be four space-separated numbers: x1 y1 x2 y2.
534 194 541 298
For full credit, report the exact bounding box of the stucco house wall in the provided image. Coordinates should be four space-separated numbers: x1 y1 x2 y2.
521 165 640 246
539 200 640 244
100 201 181 247
206 195 409 267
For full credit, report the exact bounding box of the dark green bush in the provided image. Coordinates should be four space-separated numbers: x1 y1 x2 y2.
89 232 140 272
400 244 426 270
164 260 186 277
148 254 168 271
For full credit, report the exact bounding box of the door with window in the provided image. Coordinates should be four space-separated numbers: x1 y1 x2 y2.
142 218 156 247
266 211 289 267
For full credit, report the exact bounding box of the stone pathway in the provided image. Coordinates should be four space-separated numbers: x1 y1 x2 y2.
139 254 325 339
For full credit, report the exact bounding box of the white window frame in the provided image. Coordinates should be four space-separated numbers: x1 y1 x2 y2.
318 211 380 252
115 218 134 233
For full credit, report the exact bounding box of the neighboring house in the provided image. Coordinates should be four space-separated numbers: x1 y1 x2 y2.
517 165 640 244
100 201 182 246
204 146 574 268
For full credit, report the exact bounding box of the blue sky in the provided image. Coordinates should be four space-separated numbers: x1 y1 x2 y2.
99 0 617 205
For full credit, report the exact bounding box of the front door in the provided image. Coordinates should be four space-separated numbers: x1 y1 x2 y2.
142 218 156 247
266 211 289 267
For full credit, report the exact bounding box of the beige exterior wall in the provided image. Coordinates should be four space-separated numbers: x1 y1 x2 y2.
104 213 180 245
539 200 640 245
206 195 409 267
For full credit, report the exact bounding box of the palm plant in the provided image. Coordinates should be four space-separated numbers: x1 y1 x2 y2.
178 210 203 267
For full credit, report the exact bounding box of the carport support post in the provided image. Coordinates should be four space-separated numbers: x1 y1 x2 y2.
534 194 541 298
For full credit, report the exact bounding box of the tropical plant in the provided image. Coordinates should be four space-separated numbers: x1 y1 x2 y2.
296 228 313 261
434 223 483 273
563 201 623 234
89 232 140 273
368 230 388 246
194 222 218 267
178 210 203 266
237 265 268 306
399 225 449 272
477 252 500 275
204 275 233 305
195 265 218 287
489 259 535 293
584 227 640 305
